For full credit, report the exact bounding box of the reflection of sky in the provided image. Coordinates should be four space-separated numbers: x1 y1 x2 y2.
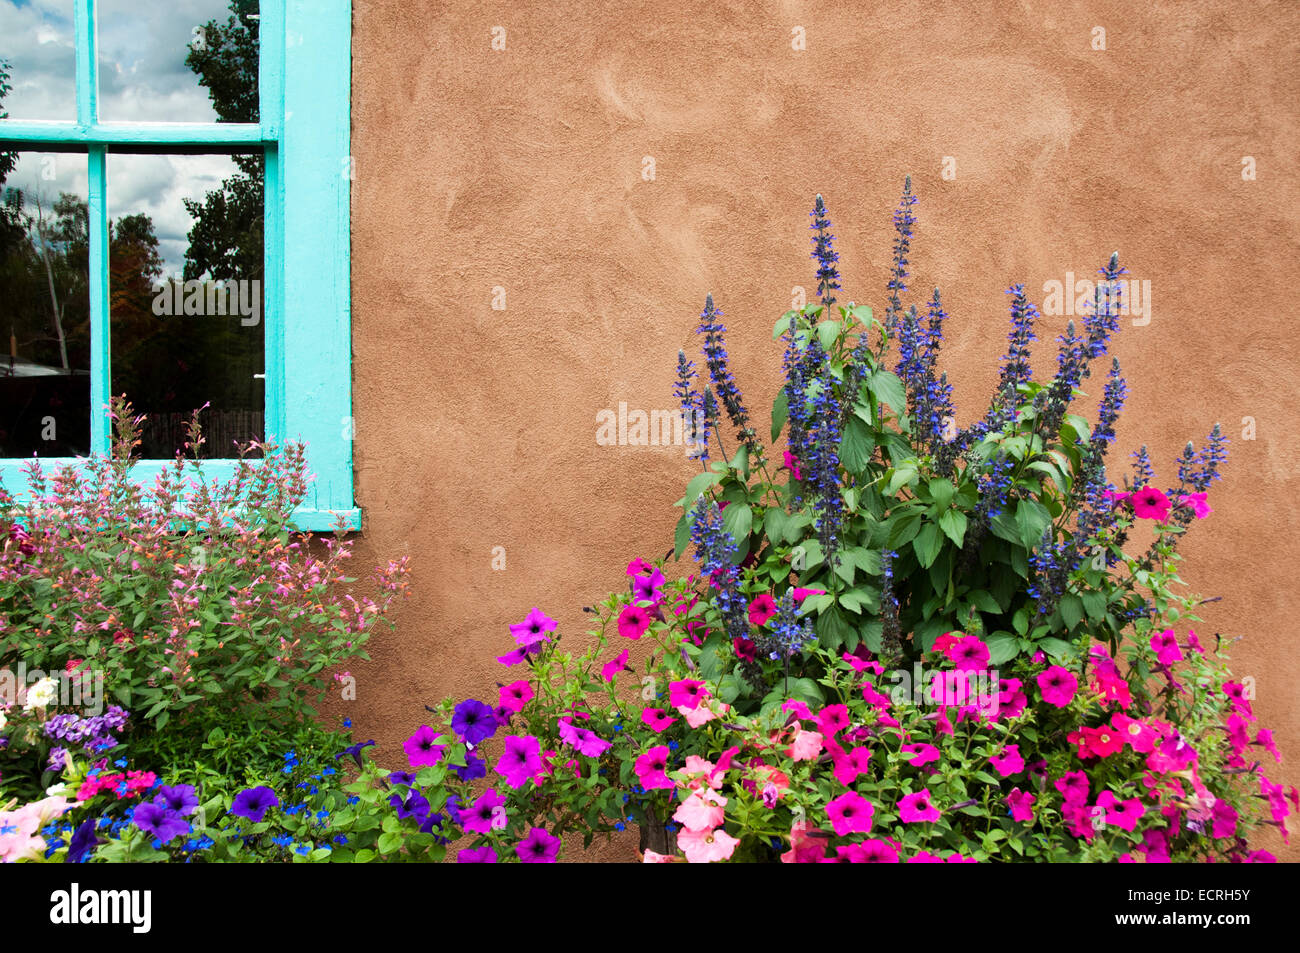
0 0 254 275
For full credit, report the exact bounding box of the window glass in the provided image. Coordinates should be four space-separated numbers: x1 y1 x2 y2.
97 0 259 123
0 150 91 457
108 151 263 459
0 0 76 121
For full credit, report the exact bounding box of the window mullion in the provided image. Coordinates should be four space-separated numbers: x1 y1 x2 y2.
74 0 98 126
87 146 110 454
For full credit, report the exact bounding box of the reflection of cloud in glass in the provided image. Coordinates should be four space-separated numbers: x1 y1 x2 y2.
1 1 257 277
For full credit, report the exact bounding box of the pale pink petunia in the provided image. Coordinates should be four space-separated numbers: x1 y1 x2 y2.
673 793 726 832
788 730 824 762
677 825 740 863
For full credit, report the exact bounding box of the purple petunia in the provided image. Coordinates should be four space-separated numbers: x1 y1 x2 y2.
155 784 200 816
515 826 561 863
133 802 191 843
229 786 281 823
451 699 498 746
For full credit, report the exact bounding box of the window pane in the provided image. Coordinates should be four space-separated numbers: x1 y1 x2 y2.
0 0 77 120
97 0 259 123
108 152 264 459
0 151 91 457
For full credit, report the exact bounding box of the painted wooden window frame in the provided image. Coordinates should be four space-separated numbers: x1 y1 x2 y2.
0 0 358 530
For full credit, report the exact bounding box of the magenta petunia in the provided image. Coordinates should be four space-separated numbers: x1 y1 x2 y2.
855 839 900 863
898 789 941 823
498 679 533 713
601 648 630 682
403 725 445 768
515 826 561 863
509 607 558 646
826 791 875 836
900 743 940 767
462 787 508 835
1097 790 1147 832
1006 788 1036 822
1036 665 1078 708
817 703 851 738
946 634 990 672
617 603 652 640
989 744 1025 778
748 593 778 626
457 845 498 863
494 734 544 789
631 566 666 604
1174 491 1212 519
1149 629 1183 666
634 745 675 790
669 679 707 710
783 450 803 481
558 717 611 758
1130 486 1171 521
640 707 677 732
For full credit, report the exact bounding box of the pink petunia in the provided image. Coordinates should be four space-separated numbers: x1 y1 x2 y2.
1130 486 1171 521
1111 713 1158 753
1096 790 1146 832
781 698 813 721
509 607 558 646
498 680 533 713
826 791 875 836
1174 491 1212 519
1210 799 1239 839
601 648 629 682
618 603 653 640
989 744 1025 778
626 558 653 577
673 792 727 832
1055 770 1090 804
1037 665 1078 708
495 734 544 789
817 703 851 738
854 839 900 863
634 745 675 790
748 593 778 626
678 825 740 863
1150 629 1183 666
640 707 677 732
669 679 708 710
833 746 873 786
1186 629 1206 655
946 634 991 672
1006 788 1036 822
403 725 444 768
681 701 720 728
787 730 824 762
792 587 825 603
900 743 940 767
898 789 941 823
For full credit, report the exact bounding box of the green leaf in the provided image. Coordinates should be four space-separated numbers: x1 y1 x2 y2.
886 466 918 496
673 513 691 559
1081 590 1108 621
913 522 943 569
773 311 796 339
377 832 402 855
1015 500 1052 550
683 471 722 507
1059 593 1084 631
836 586 878 614
816 319 841 351
815 604 855 652
869 369 907 415
722 503 752 546
967 589 1002 614
771 390 789 443
832 551 856 586
928 479 956 511
938 508 967 547
718 672 743 704
839 415 875 473
763 508 788 546
886 509 922 548
850 547 882 576
985 632 1020 665
1012 607 1029 636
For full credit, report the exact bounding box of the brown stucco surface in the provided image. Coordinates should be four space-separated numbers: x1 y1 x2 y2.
345 0 1300 860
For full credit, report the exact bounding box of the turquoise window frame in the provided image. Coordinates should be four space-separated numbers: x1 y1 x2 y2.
0 0 358 530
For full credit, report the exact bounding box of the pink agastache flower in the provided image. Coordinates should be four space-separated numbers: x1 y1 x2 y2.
748 593 778 626
1150 629 1183 665
601 648 629 682
1036 665 1077 708
617 603 652 640
946 634 990 672
1006 788 1036 822
898 789 941 823
669 679 707 710
1128 485 1171 520
495 734 544 789
678 825 740 863
634 745 675 790
498 680 533 713
989 744 1025 778
900 743 940 767
510 607 557 646
1096 790 1146 832
640 707 676 732
826 791 875 836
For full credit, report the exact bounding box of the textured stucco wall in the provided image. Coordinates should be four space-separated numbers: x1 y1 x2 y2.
346 0 1300 860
